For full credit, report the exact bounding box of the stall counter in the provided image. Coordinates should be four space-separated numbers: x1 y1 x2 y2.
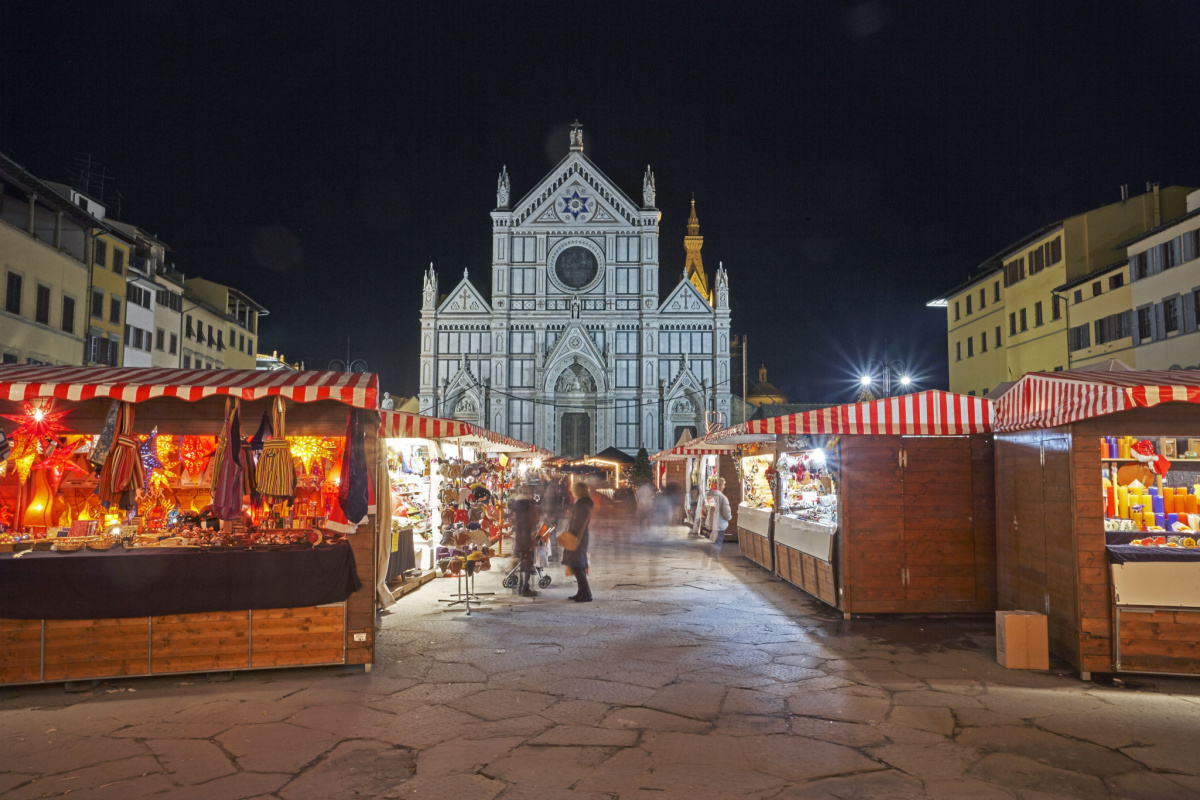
773 515 835 562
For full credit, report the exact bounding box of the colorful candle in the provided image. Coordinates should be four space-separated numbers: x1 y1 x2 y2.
1117 486 1130 518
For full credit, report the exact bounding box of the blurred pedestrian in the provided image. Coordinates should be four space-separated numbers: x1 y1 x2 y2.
561 481 594 602
510 488 539 597
708 477 733 548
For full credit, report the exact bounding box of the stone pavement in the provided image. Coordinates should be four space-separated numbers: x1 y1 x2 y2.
4 508 1200 799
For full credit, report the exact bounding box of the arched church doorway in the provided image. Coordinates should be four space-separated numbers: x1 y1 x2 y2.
553 360 597 458
561 413 591 459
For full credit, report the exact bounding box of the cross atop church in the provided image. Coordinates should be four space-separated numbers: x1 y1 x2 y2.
569 119 584 151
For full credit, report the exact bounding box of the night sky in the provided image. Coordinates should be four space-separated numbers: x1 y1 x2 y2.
4 2 1198 402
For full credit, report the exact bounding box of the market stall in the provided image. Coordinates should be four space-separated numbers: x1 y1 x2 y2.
378 410 548 587
379 411 475 585
0 365 380 686
651 441 740 539
713 390 996 616
993 369 1200 678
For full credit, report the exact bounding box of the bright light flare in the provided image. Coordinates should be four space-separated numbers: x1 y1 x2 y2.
859 375 873 386
899 375 912 387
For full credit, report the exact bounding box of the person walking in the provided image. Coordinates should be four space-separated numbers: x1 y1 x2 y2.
561 481 594 602
708 477 733 549
510 489 539 597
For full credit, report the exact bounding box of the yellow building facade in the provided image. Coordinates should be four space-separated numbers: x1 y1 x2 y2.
941 270 1006 396
0 157 97 366
934 185 1193 394
182 278 265 370
86 228 132 366
1058 262 1135 368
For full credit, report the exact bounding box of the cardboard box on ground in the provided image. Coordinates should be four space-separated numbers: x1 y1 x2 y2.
996 610 1049 670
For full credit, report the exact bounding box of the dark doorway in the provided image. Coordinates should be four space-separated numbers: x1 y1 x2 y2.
561 413 591 458
674 426 697 445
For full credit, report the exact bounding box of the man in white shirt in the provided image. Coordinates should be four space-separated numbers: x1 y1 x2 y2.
708 478 733 547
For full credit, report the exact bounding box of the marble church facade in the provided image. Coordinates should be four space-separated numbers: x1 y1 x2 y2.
417 124 732 457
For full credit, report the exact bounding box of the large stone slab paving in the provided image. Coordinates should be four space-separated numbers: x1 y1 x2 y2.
216 722 337 773
279 740 414 800
144 738 237 784
968 752 1109 798
6 517 1200 799
956 724 1142 778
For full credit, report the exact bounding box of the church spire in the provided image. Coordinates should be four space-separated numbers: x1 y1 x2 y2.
683 195 712 304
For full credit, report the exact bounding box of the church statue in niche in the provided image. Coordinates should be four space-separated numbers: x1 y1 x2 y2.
416 121 732 455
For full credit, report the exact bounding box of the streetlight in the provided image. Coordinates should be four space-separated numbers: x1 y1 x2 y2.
860 359 913 397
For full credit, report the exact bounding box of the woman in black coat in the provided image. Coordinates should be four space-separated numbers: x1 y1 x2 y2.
562 481 594 602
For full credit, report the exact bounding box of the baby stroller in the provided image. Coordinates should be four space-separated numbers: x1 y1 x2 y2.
502 522 555 590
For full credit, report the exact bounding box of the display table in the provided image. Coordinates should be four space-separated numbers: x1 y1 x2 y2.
774 515 836 561
0 542 362 620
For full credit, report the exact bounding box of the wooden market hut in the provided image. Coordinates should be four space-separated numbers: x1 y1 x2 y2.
993 369 1200 678
713 390 997 616
0 365 380 686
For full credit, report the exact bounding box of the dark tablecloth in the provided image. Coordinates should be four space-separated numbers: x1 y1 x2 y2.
1107 544 1200 564
0 542 361 619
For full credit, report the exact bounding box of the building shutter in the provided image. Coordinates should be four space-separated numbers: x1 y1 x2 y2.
1184 291 1198 334
1155 302 1167 341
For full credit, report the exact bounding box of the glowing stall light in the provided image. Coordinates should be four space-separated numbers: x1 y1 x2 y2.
181 436 216 478
810 448 826 465
2 399 72 442
138 428 165 489
288 436 335 473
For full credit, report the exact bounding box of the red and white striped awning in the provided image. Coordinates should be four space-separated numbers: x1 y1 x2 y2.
994 370 1200 432
378 410 551 456
379 410 473 439
0 365 378 409
651 443 737 461
712 390 994 439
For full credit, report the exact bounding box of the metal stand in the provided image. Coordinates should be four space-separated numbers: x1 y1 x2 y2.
439 567 494 615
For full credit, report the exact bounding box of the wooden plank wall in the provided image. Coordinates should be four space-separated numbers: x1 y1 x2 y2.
971 435 998 611
44 618 150 682
1117 609 1200 674
774 544 839 609
152 611 250 673
344 426 378 667
841 436 905 612
251 606 345 667
741 530 771 570
0 620 43 683
902 437 977 607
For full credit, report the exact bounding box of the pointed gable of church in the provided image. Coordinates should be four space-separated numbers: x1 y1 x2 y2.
437 270 491 315
660 276 713 314
509 126 644 230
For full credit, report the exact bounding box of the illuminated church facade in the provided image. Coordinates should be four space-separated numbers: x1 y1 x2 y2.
417 123 732 457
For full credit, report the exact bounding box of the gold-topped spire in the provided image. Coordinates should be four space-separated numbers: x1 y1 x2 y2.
683 195 711 304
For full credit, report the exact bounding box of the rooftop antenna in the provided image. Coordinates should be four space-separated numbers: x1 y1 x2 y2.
68 153 115 204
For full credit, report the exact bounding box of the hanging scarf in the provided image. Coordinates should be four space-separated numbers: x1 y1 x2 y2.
212 399 246 521
337 409 369 526
97 402 145 509
257 397 297 500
